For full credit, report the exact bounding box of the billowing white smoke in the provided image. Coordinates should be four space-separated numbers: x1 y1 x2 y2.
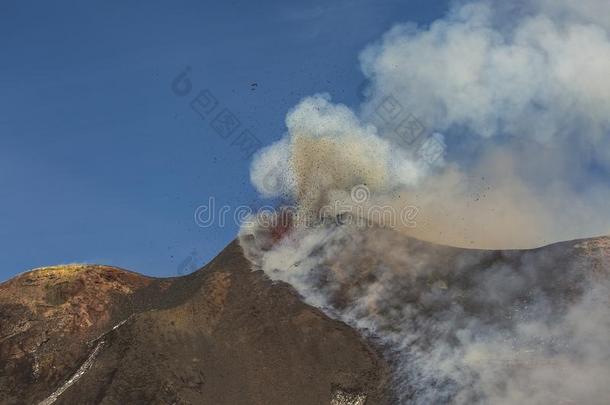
251 0 610 248
240 222 610 404
241 0 610 403
251 95 425 217
360 1 610 142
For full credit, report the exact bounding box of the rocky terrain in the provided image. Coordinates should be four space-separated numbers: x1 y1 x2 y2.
1 234 609 404
0 241 388 405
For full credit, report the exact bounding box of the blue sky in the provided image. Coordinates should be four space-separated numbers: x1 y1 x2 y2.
0 0 449 280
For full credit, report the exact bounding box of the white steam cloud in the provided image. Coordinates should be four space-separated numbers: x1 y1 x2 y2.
251 0 610 248
251 95 424 216
241 0 610 403
360 1 610 142
241 224 610 404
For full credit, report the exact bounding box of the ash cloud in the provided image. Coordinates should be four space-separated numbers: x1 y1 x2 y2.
241 0 610 403
251 0 610 248
241 223 610 404
251 95 424 219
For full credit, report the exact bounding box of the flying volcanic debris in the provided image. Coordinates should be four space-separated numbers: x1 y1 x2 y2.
240 0 610 403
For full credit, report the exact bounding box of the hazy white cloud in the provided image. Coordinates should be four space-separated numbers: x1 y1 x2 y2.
251 94 425 217
242 2 610 402
250 137 296 198
360 1 610 143
251 0 610 248
352 0 610 247
531 0 610 31
241 222 610 404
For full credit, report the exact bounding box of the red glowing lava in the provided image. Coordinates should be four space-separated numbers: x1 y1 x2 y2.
269 208 294 243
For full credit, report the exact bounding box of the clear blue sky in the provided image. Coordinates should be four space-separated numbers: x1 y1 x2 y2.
0 0 448 280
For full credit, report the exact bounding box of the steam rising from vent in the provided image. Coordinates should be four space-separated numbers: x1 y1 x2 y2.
251 95 423 220
241 0 610 403
251 0 610 248
240 223 610 404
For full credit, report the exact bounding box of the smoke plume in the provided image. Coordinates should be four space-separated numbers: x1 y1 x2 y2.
240 223 610 404
251 0 610 248
241 0 610 403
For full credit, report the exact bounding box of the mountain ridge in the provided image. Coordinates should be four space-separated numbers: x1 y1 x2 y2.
0 240 389 405
2 234 609 404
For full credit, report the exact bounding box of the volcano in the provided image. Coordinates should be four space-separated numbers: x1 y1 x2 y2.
0 241 388 405
1 232 609 404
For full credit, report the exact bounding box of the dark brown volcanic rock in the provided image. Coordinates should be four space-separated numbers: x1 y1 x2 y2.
3 235 609 404
0 263 168 404
0 241 389 405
